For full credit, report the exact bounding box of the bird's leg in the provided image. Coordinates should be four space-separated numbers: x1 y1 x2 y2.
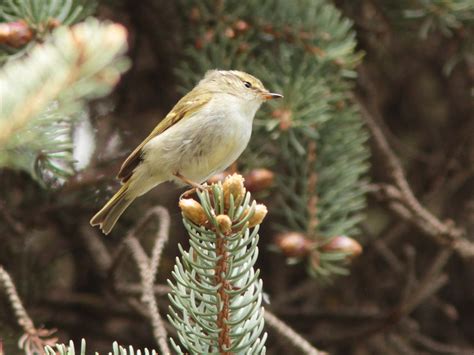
175 172 208 199
173 172 205 190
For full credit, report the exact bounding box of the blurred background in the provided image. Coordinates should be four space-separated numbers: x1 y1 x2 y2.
0 0 473 354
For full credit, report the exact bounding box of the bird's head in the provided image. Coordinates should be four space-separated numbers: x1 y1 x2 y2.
200 70 283 103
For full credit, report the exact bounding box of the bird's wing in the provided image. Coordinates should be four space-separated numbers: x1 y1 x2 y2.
117 91 212 182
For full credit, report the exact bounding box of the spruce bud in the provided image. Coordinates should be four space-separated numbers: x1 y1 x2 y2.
244 168 274 192
0 21 33 48
179 198 207 226
248 204 268 228
216 214 232 234
223 174 246 209
320 235 362 259
274 232 314 257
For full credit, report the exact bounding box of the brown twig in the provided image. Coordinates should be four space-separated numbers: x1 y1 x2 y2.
0 265 58 354
408 332 474 354
147 207 171 282
123 206 171 355
78 207 173 353
0 266 35 334
264 310 328 355
355 94 472 257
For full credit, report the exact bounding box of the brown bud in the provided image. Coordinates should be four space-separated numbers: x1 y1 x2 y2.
244 168 274 192
274 232 314 257
223 174 246 208
248 204 268 228
216 214 232 234
234 20 250 32
179 198 207 226
224 27 235 38
47 18 61 29
0 21 33 48
320 236 362 259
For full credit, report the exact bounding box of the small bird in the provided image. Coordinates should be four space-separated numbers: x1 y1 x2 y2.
90 70 282 234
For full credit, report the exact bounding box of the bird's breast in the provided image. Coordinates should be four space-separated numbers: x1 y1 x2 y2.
142 96 257 183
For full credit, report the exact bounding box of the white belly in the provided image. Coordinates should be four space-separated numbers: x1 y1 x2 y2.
141 95 258 185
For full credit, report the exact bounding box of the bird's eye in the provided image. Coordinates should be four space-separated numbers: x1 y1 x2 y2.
244 81 252 88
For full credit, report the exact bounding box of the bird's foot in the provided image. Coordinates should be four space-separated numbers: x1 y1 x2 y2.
174 172 207 199
173 172 205 189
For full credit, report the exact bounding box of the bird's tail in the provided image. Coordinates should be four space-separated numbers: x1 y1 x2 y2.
90 182 134 235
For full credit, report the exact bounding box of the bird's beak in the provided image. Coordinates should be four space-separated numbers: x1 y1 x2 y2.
262 92 283 100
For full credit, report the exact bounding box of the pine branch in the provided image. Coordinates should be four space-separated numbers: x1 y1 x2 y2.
168 175 268 354
0 18 129 187
175 0 369 279
381 0 474 38
0 0 96 37
0 0 97 61
45 339 158 355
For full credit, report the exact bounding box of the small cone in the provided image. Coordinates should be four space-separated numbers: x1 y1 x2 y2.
179 198 207 226
223 174 246 209
216 214 232 234
0 21 33 48
274 232 314 257
244 168 274 192
320 235 362 259
248 204 268 227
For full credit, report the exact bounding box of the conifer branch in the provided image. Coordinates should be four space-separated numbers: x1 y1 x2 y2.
45 339 158 355
176 0 369 278
0 18 129 186
306 140 319 237
169 175 267 354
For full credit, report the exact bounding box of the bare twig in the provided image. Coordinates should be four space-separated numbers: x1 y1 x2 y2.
0 266 35 333
408 332 474 354
123 206 171 355
147 207 171 282
0 265 58 354
355 95 473 258
79 208 176 348
399 248 452 316
264 310 328 355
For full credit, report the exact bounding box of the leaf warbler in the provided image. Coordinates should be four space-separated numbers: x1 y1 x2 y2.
90 69 282 234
